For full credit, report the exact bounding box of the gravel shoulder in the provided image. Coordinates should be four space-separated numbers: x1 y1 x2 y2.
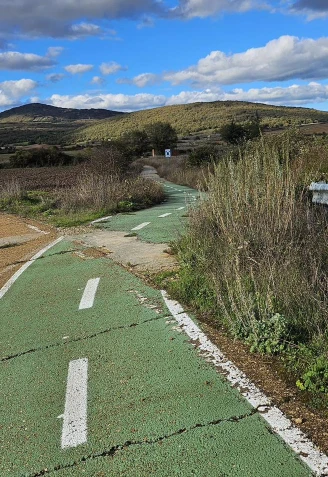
0 213 57 289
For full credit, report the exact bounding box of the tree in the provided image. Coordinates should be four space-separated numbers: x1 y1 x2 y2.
220 117 261 145
144 122 178 155
121 129 150 158
188 145 220 166
219 121 246 145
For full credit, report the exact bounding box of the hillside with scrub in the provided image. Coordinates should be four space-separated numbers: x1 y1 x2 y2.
68 100 328 143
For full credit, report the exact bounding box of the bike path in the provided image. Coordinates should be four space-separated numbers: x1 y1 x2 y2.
0 182 315 476
95 181 200 243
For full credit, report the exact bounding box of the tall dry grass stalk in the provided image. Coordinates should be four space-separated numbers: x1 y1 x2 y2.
0 179 25 201
177 133 328 346
59 169 164 212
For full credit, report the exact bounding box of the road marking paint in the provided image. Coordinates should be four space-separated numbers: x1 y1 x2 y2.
79 278 100 310
90 215 112 225
176 207 185 210
161 290 328 476
158 213 172 218
131 222 150 231
0 237 64 300
27 225 50 235
61 358 88 449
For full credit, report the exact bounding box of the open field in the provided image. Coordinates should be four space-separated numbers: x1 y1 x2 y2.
0 165 82 190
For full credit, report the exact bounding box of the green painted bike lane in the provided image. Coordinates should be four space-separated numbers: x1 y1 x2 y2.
95 181 200 243
0 179 314 476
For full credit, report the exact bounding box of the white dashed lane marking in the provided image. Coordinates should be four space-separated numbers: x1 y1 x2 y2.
60 358 88 449
131 222 150 231
79 278 100 310
158 213 172 218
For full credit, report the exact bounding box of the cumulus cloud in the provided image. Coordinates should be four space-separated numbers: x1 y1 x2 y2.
0 0 273 39
91 76 105 85
47 82 328 112
118 73 158 87
162 36 328 86
65 64 94 74
167 83 328 106
46 73 65 83
0 51 56 71
0 78 37 107
100 62 127 75
49 92 167 112
0 0 166 39
290 0 328 19
169 0 267 19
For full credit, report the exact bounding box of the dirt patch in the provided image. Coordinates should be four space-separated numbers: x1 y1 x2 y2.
0 213 57 288
75 230 177 273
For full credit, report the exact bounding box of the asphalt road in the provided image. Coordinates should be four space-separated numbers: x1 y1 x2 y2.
0 179 316 476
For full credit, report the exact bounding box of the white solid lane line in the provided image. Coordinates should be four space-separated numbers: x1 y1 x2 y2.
79 278 100 310
131 222 150 231
61 358 88 449
158 213 172 218
90 215 112 225
27 225 50 235
161 290 328 476
0 237 64 300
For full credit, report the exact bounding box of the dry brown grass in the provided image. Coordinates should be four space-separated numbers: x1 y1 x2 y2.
175 132 328 355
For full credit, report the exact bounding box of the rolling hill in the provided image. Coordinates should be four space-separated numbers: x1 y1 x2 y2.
68 101 328 143
0 103 124 123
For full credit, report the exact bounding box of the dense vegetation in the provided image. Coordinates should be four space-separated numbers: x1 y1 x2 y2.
8 147 81 168
144 132 328 407
69 100 328 143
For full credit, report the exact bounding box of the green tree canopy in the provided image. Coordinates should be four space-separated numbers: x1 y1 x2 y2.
220 119 261 145
144 122 178 155
120 129 150 158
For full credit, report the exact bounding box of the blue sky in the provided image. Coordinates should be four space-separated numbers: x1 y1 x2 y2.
1 0 328 112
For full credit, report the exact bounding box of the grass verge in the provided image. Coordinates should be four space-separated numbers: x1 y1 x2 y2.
163 133 328 408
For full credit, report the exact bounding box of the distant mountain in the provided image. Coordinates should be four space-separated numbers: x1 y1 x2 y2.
0 103 125 122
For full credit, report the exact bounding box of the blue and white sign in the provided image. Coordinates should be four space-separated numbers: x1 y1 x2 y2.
165 149 171 158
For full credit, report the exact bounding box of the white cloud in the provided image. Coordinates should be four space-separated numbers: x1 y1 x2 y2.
70 22 103 38
46 73 65 83
170 0 268 19
0 0 166 39
0 0 272 39
47 46 64 58
0 78 37 107
290 1 328 19
118 72 158 87
47 82 328 112
49 92 166 112
163 36 328 86
166 83 328 106
0 51 56 71
100 62 127 75
91 76 105 85
65 64 94 74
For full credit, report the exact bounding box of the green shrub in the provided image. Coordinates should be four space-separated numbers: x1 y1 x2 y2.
9 147 79 168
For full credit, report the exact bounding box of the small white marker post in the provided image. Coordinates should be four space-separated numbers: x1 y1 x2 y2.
131 222 150 231
79 278 100 310
61 358 88 449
